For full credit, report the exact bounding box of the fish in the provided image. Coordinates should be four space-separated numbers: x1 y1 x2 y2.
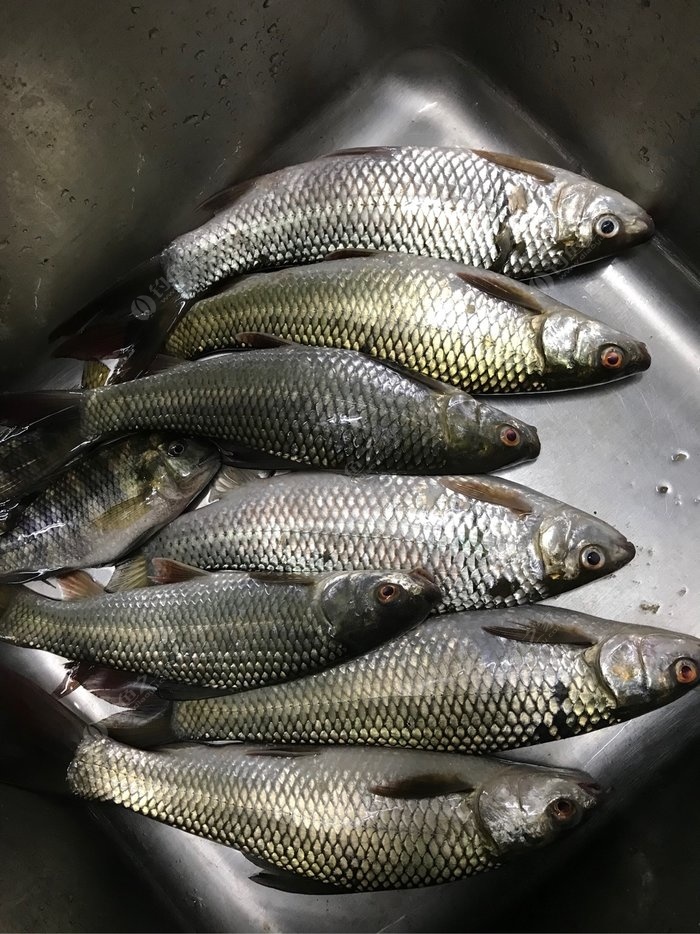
0 566 441 690
101 606 700 750
52 146 654 383
108 472 635 613
0 434 220 583
164 252 651 393
66 736 601 891
0 349 540 500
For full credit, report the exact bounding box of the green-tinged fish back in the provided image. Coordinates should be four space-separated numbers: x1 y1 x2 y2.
165 253 546 392
0 568 439 690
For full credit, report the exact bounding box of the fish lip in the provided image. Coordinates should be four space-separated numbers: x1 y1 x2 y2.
408 568 443 605
628 211 655 243
636 342 652 371
620 539 636 564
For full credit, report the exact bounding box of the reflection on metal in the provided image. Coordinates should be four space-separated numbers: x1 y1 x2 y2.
1 4 699 929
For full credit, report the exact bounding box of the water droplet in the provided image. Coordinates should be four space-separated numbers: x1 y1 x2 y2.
148 27 159 39
183 114 199 125
195 49 205 60
130 4 140 12
672 451 688 462
679 587 688 597
262 0 271 7
218 74 228 87
656 483 671 495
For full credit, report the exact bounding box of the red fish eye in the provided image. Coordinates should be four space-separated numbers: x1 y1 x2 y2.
674 658 698 685
500 426 521 447
376 582 401 604
548 797 578 822
601 346 625 370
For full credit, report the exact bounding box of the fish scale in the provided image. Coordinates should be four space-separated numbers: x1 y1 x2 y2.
67 736 598 890
167 616 621 749
78 347 536 475
0 568 438 689
134 472 632 613
163 252 648 394
162 148 562 296
0 434 218 582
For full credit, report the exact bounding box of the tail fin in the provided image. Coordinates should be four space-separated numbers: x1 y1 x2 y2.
0 396 89 501
97 684 176 748
49 256 189 385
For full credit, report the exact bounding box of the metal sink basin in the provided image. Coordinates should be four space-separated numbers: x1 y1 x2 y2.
1 2 699 931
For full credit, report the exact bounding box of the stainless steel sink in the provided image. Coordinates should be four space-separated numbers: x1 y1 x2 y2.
1 2 699 931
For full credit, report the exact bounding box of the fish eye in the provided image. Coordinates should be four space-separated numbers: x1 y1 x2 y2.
500 425 521 447
375 582 402 605
674 658 699 685
167 440 187 457
580 546 606 571
547 797 578 822
600 345 625 370
594 214 621 238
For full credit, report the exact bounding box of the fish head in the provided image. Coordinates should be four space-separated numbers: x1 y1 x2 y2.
552 175 654 266
539 310 651 389
151 435 222 499
317 568 442 652
597 627 700 712
535 509 635 587
476 765 602 856
441 394 541 472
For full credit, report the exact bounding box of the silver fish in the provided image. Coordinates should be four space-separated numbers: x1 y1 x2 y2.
166 146 652 292
53 146 653 383
0 434 219 583
165 252 651 392
67 736 601 891
103 607 700 749
110 472 635 613
0 349 540 500
0 567 440 690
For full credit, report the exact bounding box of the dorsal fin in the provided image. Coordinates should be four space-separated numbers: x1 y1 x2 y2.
198 176 259 214
247 571 317 586
483 618 596 647
235 332 294 349
455 268 552 314
322 248 383 262
473 150 556 184
439 477 533 517
322 146 396 160
377 358 456 395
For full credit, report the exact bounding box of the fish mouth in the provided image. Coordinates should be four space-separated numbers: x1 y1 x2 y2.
627 211 655 244
636 342 652 372
409 568 443 606
618 538 636 565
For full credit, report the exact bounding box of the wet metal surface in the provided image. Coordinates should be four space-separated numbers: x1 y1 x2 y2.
1 2 699 931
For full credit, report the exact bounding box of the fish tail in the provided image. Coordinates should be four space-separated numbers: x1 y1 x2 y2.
0 663 87 795
97 685 176 748
107 554 154 591
49 256 189 385
0 393 89 500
